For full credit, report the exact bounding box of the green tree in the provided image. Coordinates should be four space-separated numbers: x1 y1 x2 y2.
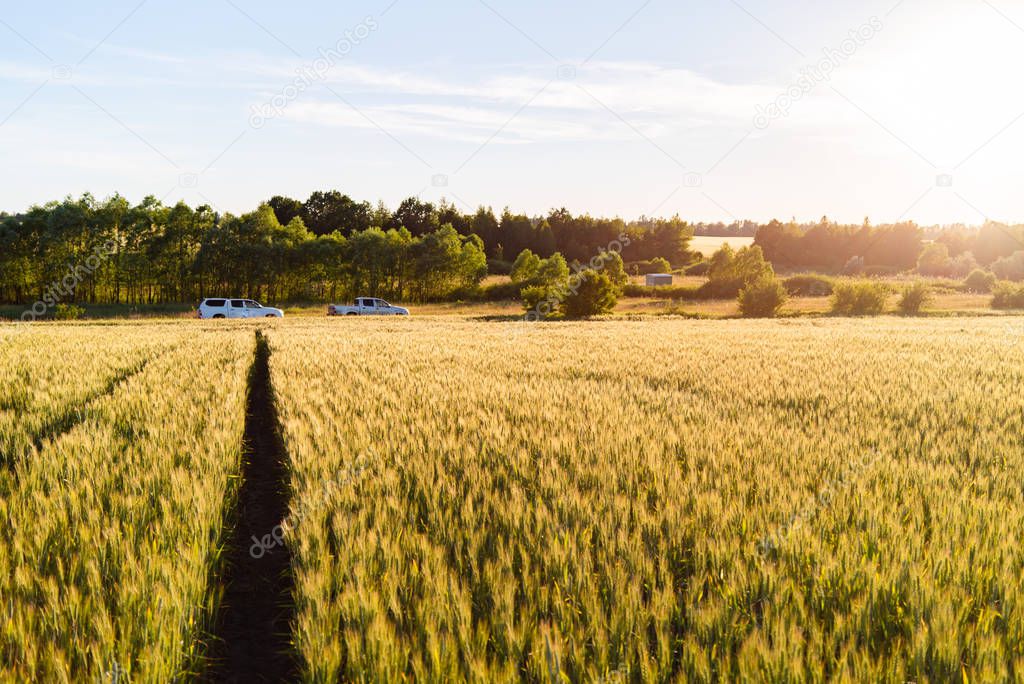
705 244 774 297
598 251 629 287
268 195 303 226
303 191 372 236
391 197 439 237
561 271 619 318
511 249 541 283
536 253 569 286
917 242 952 277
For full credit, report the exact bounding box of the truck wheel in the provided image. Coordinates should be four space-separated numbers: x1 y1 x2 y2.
212 314 225 319
346 312 358 316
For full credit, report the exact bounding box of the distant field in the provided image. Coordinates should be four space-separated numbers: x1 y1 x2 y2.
690 234 755 256
4 317 1024 680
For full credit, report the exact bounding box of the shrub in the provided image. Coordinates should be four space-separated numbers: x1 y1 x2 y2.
561 271 619 318
536 253 570 286
521 285 555 319
963 269 997 293
783 274 834 297
479 281 526 301
991 251 1024 282
628 257 671 275
52 303 85 320
991 282 1024 309
738 277 788 318
831 282 889 315
510 249 541 283
897 283 932 315
703 244 774 298
685 260 710 276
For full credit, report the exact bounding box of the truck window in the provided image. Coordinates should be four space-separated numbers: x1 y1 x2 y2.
205 299 226 307
230 300 245 308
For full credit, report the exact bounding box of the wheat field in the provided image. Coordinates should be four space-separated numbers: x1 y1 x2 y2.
268 317 1024 682
0 323 253 682
2 317 1024 682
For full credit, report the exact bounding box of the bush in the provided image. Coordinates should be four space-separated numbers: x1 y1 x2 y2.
991 282 1024 309
520 285 554 318
738 277 788 318
479 281 526 301
831 282 889 315
510 249 541 282
897 282 932 315
561 271 619 318
963 269 997 293
536 253 570 286
783 274 834 297
703 244 774 298
628 257 671 275
685 260 710 276
53 303 85 320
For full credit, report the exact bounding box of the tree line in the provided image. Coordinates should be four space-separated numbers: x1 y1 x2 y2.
753 217 1024 276
0 192 694 306
5 191 1020 308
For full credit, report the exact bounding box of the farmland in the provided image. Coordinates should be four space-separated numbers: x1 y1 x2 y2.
689 235 755 257
2 316 1024 681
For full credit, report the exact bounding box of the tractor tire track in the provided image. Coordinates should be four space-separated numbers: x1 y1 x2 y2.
204 331 297 682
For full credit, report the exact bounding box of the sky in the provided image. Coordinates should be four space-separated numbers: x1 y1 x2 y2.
1 0 1023 225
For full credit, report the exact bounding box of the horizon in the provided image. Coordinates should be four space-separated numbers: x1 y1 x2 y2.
2 0 1023 224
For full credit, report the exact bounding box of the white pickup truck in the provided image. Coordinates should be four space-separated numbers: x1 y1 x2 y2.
327 298 410 316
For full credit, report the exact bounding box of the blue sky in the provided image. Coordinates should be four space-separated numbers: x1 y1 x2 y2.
2 0 1023 224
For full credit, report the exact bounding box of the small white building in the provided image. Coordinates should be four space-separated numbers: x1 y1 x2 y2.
646 273 674 287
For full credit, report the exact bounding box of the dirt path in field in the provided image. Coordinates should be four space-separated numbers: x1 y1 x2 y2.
205 332 297 683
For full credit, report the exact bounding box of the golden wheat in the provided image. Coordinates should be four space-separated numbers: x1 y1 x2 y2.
3 316 1023 682
268 316 1024 683
0 323 254 682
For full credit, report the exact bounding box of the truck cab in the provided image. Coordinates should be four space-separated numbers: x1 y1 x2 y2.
327 298 410 316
